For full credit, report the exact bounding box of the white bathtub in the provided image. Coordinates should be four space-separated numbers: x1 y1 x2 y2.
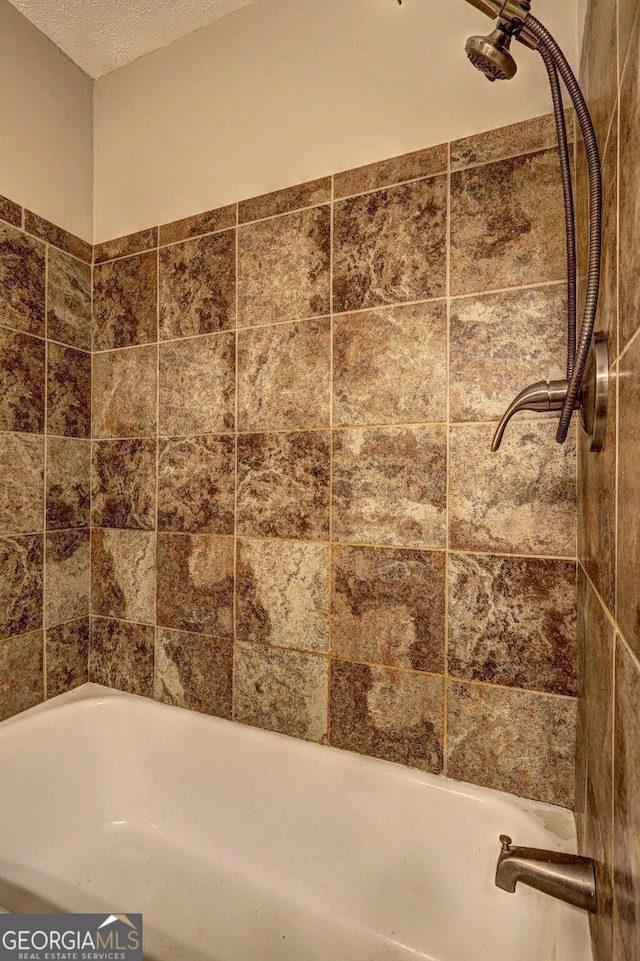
0 684 591 961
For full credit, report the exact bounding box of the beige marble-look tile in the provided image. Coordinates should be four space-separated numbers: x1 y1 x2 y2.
617 333 640 660
24 211 92 264
450 112 573 170
619 0 638 80
0 630 43 720
450 149 566 297
0 223 45 336
91 439 157 530
93 251 158 351
596 109 619 357
332 427 447 549
0 328 45 433
91 529 156 625
94 227 158 264
45 529 90 627
238 318 331 431
332 545 445 673
0 433 43 533
239 177 331 223
46 617 89 698
234 642 328 742
0 534 43 639
333 302 447 426
158 434 235 535
620 17 640 350
47 248 92 351
334 143 448 199
236 538 329 653
449 422 576 557
156 533 234 637
159 230 236 340
238 206 330 327
0 195 21 229
47 343 91 438
448 553 576 695
92 345 157 439
159 332 235 436
333 177 447 313
450 285 567 422
237 431 330 540
159 204 236 246
89 617 154 697
447 681 576 807
46 437 90 531
582 0 618 156
155 628 233 718
330 661 443 771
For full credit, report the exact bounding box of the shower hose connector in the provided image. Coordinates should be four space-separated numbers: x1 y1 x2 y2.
491 379 579 452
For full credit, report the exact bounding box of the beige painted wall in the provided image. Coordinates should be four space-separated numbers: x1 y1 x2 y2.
0 0 93 241
93 0 578 242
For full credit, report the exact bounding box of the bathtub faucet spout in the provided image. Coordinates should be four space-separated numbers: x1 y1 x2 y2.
495 836 597 913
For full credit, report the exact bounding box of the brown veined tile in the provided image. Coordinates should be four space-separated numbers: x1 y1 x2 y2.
334 143 448 199
239 177 331 223
238 317 331 431
449 421 576 557
159 230 236 340
0 433 44 533
45 529 90 627
449 286 567 422
92 345 157 439
91 439 157 531
46 617 89 698
236 538 329 653
159 204 236 246
46 248 91 351
620 16 640 349
237 431 330 540
91 529 156 625
0 195 21 229
0 630 43 720
0 534 43 639
24 210 91 264
158 435 234 535
596 115 619 357
0 328 45 433
47 343 91 438
238 205 330 327
332 545 445 673
333 177 447 314
159 332 235 436
582 0 618 158
585 775 615 961
234 642 328 743
0 223 45 335
450 149 567 297
89 616 154 697
619 0 637 81
94 227 158 265
447 681 576 807
450 112 573 170
332 427 446 549
448 553 577 695
46 437 90 530
93 251 158 351
156 533 234 637
330 661 443 771
618 333 640 661
333 302 447 426
575 568 588 848
155 628 233 719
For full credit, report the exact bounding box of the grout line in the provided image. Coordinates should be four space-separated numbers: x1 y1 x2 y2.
443 139 452 778
153 241 160 695
232 201 239 722
42 245 49 702
327 173 335 746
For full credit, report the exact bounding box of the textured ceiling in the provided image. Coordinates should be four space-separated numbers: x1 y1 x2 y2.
7 0 260 77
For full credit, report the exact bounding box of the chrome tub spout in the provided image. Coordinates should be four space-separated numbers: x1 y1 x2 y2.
495 836 597 913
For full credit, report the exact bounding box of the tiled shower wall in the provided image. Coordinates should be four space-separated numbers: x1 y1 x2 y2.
88 112 579 809
576 0 640 958
0 202 92 715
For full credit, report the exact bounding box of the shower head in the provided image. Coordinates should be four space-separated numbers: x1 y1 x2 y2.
466 27 518 81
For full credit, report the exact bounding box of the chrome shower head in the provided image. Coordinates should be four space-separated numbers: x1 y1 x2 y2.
466 27 518 81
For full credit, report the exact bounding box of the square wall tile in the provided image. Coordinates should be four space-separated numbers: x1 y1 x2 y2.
46 437 90 530
89 617 154 697
236 538 329 653
450 113 571 170
91 529 156 625
448 553 577 695
92 345 157 439
334 143 447 199
234 642 328 743
156 533 234 637
47 248 91 351
0 195 21 229
158 434 234 535
45 529 90 627
0 328 45 433
94 227 157 264
333 302 447 426
0 433 43 533
332 545 445 673
617 332 640 660
0 630 43 720
330 661 443 771
47 343 91 438
24 211 91 264
0 534 43 639
332 427 447 549
333 177 447 313
159 230 236 340
91 439 157 530
46 617 89 698
155 628 233 718
159 205 235 246
0 224 45 336
239 178 331 223
93 251 158 351
159 332 235 436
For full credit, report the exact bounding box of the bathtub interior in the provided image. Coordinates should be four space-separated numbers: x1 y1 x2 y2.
0 685 591 961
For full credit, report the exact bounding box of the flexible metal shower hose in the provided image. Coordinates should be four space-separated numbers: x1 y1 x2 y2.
524 14 602 444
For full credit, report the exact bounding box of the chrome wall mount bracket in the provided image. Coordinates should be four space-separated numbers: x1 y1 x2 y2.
579 331 609 452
